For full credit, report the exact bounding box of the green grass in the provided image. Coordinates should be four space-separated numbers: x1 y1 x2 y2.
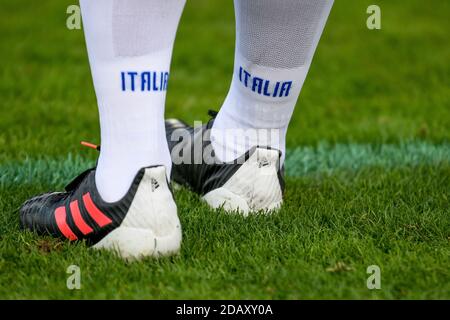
0 0 449 299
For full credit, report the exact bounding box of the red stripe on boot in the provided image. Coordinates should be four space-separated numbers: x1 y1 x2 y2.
55 206 78 240
70 200 93 235
82 193 112 227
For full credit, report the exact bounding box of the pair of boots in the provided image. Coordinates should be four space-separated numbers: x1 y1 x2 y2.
20 113 284 260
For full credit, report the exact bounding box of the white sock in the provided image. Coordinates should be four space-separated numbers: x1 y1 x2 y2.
80 0 186 202
211 0 334 164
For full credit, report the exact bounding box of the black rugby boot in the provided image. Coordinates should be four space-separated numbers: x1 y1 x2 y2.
165 111 284 215
20 165 181 260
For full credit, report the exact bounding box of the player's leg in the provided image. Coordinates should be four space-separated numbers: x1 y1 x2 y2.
212 0 334 164
85 0 185 202
165 0 334 214
20 0 186 259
